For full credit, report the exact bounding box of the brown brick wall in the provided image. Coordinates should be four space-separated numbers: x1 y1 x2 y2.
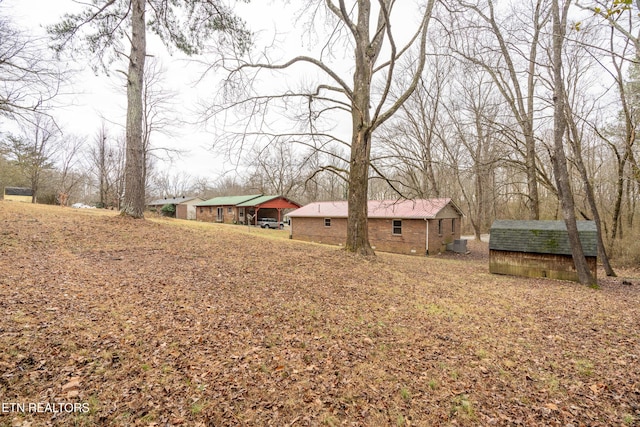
427 217 460 254
291 216 462 256
196 205 242 223
291 217 347 246
369 218 427 255
196 206 218 222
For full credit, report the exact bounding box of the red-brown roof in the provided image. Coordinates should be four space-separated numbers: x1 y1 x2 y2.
287 198 462 219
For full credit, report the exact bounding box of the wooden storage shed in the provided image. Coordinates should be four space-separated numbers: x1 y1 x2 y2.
489 220 598 282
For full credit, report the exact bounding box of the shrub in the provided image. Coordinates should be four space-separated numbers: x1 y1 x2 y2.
160 204 176 217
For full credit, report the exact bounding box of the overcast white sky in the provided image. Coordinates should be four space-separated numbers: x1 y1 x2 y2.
3 0 428 187
3 0 307 181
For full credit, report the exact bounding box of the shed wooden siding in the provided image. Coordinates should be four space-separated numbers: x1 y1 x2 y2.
175 199 202 220
176 204 188 220
490 250 597 282
176 203 199 220
291 217 461 256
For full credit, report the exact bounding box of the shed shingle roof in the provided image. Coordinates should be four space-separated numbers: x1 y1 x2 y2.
287 198 461 219
196 194 262 207
489 220 597 257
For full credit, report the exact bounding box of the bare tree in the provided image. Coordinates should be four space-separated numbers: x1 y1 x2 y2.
553 22 618 276
129 57 183 192
443 68 504 240
0 115 60 203
446 0 551 220
55 133 85 205
244 139 305 198
219 1 436 255
87 124 125 209
377 64 448 200
150 170 193 199
551 0 596 286
48 0 251 218
0 3 63 122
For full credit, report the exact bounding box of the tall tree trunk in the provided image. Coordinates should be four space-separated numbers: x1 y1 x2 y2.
346 128 374 255
610 153 628 241
346 102 374 254
551 0 596 286
525 132 540 219
345 2 375 256
120 0 146 218
566 112 616 276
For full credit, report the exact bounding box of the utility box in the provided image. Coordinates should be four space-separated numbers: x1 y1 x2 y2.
447 239 468 254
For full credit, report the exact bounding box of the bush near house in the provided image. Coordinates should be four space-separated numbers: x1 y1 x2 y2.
160 203 176 217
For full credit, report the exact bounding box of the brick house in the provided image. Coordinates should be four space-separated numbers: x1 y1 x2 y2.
195 194 301 225
195 195 262 224
287 198 463 256
489 220 598 282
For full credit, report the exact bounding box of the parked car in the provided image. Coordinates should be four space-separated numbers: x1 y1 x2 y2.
258 217 284 229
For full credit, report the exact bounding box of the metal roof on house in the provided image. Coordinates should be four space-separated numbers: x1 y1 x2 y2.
148 196 201 206
236 195 279 206
489 220 598 257
196 194 262 207
4 187 33 196
236 195 301 207
287 198 462 219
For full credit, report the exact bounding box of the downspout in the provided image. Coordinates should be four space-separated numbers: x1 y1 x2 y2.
425 218 429 256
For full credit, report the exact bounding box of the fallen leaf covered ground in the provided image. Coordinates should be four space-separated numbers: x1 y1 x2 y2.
0 201 639 426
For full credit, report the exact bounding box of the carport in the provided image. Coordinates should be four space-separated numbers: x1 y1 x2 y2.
237 195 301 226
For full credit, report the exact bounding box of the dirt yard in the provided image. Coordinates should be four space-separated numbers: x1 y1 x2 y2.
0 201 639 426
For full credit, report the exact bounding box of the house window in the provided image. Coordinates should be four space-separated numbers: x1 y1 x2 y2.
438 219 443 235
239 208 244 218
451 218 455 234
228 207 232 214
324 218 331 227
392 219 402 235
199 207 203 214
